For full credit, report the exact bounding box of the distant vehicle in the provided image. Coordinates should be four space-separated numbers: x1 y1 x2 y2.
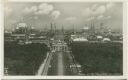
79 70 82 73
18 40 25 45
102 38 111 42
97 36 103 41
73 37 88 42
97 36 103 39
50 38 54 41
52 50 55 53
49 65 51 68
25 41 32 44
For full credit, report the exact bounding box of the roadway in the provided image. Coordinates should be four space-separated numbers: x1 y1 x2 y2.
36 33 81 75
57 52 64 75
36 47 80 75
47 50 79 75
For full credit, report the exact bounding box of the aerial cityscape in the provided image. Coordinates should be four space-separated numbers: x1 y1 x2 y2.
2 79 126 80
4 2 123 76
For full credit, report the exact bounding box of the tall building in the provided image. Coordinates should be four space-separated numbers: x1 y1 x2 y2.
90 21 95 34
14 23 28 34
50 22 53 33
61 25 64 35
12 23 29 42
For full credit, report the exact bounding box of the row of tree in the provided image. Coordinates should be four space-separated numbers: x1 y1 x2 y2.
70 42 123 75
4 42 49 75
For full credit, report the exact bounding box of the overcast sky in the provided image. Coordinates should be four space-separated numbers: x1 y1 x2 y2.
4 2 123 31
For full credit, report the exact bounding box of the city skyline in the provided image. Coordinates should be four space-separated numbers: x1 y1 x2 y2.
4 2 123 76
4 2 122 32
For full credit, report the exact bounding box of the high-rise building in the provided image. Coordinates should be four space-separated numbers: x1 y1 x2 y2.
14 23 28 34
12 23 29 42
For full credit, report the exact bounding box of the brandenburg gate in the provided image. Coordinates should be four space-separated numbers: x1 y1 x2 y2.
52 41 68 52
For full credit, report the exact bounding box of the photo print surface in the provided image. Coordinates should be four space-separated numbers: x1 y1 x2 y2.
4 2 123 76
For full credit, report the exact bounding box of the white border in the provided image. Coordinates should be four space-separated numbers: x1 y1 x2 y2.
3 0 128 2
0 0 4 79
1 76 128 79
1 0 128 79
123 2 127 76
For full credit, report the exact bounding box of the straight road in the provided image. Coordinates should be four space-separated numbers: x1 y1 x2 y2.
57 52 64 75
47 50 79 75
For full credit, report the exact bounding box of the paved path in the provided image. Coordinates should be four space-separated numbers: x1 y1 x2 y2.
36 52 52 75
57 52 64 75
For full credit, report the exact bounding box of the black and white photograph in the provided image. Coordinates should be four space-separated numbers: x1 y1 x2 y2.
4 2 123 76
2 79 127 80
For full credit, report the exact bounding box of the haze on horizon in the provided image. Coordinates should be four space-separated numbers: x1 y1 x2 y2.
4 2 123 32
